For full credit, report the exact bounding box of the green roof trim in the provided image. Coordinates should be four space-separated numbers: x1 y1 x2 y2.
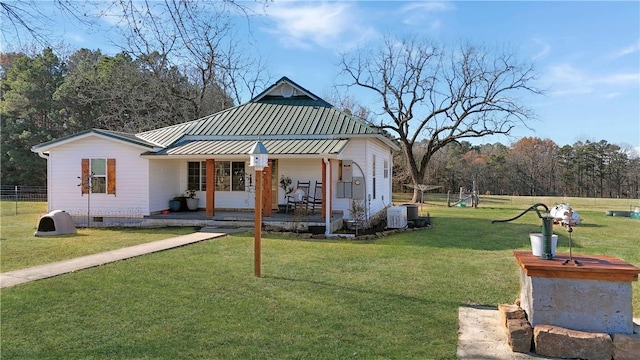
32 128 155 152
145 139 350 156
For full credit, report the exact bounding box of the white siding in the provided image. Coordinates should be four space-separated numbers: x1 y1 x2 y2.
148 159 181 212
367 138 393 216
277 158 322 202
47 136 150 217
336 138 393 220
44 135 394 219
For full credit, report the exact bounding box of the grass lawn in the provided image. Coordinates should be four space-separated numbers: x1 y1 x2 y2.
1 196 639 359
1 201 196 272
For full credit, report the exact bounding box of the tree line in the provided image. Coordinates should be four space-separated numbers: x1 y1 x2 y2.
393 137 640 199
2 48 638 199
1 47 236 185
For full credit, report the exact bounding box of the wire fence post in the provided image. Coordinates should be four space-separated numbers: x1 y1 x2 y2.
14 185 18 215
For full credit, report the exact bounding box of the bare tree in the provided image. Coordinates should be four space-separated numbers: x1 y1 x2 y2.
2 0 270 112
1 0 101 48
105 0 269 112
339 36 542 202
506 137 558 196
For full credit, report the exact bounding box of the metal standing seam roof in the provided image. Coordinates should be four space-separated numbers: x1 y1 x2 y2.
31 77 398 156
146 139 351 156
135 98 378 148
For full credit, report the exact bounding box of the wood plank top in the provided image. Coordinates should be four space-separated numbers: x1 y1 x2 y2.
514 251 640 282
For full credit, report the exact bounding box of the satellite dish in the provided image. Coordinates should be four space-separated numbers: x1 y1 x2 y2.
280 84 294 98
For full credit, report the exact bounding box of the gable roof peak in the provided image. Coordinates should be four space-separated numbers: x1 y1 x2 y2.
251 76 323 103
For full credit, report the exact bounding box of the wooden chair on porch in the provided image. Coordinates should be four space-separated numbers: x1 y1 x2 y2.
286 181 310 213
305 181 323 213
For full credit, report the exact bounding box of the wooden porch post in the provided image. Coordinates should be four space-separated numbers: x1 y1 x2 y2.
206 159 215 216
262 164 272 217
328 159 332 217
322 159 330 219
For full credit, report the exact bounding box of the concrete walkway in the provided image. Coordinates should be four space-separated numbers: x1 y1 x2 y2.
458 306 557 359
0 227 245 289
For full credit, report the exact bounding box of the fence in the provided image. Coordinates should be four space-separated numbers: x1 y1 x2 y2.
0 185 47 202
1 186 146 227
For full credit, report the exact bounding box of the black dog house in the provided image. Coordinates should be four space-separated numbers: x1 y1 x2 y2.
34 210 77 236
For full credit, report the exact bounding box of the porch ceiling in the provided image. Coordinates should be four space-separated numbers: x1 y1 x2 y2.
145 138 350 156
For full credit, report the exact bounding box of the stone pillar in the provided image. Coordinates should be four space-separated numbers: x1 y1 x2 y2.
514 251 639 334
520 272 633 333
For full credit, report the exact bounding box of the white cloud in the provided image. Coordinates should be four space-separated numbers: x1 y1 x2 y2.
544 63 639 98
531 38 551 61
545 63 590 96
599 73 640 86
613 40 640 58
399 1 454 28
65 33 86 45
261 2 375 49
400 2 454 13
96 3 128 28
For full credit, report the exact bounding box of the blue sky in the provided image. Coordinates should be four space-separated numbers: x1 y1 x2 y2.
5 1 640 152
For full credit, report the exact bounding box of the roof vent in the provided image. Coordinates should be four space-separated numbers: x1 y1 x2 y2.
280 83 295 98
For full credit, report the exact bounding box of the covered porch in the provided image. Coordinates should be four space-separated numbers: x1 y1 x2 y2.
143 209 344 233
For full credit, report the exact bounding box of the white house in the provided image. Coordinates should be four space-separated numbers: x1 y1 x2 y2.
31 77 399 229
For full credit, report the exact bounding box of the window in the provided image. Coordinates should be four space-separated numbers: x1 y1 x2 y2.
215 161 245 191
215 161 230 191
188 161 207 191
372 155 376 199
81 158 116 195
384 159 389 179
231 161 245 191
91 159 107 193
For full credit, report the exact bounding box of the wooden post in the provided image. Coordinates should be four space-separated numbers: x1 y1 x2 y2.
206 159 215 216
262 165 272 217
321 159 326 219
254 169 262 277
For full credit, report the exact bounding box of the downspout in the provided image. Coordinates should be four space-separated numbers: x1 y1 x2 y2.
36 152 51 209
351 160 368 221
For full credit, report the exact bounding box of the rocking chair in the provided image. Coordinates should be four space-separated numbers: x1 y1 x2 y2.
306 181 323 213
286 181 310 213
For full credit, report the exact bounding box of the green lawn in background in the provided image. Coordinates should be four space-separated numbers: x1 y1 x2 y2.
1 196 638 359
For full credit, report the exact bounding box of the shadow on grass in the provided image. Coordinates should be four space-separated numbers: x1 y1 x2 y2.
573 223 604 228
267 274 461 308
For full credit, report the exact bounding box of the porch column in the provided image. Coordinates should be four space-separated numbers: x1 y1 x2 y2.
262 164 272 217
206 159 215 216
328 160 332 216
321 159 331 219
